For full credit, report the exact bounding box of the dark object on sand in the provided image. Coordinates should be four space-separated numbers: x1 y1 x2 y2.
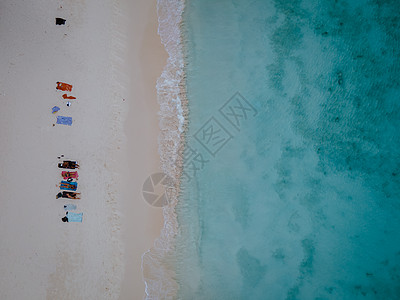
56 191 80 199
58 160 80 169
56 18 66 25
62 216 69 222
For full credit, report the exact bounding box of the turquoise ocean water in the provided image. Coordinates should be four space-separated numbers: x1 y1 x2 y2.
173 0 400 299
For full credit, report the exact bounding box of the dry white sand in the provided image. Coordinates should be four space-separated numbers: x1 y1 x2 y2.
0 0 166 299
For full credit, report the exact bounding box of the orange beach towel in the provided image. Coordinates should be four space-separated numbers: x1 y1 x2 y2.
62 94 76 100
56 82 73 92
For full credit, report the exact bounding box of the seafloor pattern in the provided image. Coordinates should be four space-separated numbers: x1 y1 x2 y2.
174 0 400 299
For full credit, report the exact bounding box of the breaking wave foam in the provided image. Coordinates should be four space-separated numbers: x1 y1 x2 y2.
141 0 187 299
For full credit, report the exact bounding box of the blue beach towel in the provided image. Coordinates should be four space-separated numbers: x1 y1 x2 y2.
56 116 72 126
66 212 83 222
64 204 77 211
60 181 78 191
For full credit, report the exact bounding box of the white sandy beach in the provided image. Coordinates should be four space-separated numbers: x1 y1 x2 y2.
0 0 166 299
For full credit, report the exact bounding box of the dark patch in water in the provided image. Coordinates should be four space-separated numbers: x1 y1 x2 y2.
286 238 316 299
231 184 250 229
236 248 267 288
272 248 286 260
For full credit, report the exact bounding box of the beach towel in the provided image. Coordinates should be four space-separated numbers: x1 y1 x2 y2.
56 82 73 92
66 212 83 222
52 106 60 114
58 160 79 169
56 191 80 199
56 116 72 126
64 204 77 211
62 171 79 180
62 94 76 100
60 181 77 191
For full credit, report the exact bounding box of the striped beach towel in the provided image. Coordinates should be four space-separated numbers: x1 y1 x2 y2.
62 171 79 180
60 181 77 191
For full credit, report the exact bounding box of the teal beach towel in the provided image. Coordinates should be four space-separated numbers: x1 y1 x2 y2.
67 212 83 222
64 204 77 211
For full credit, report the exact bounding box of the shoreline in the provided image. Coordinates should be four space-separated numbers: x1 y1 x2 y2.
141 0 188 298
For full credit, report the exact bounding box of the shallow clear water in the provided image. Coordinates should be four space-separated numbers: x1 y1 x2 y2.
174 0 400 299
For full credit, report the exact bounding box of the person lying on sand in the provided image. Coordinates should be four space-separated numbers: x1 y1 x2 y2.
58 160 80 169
60 181 78 191
56 191 80 199
62 171 78 180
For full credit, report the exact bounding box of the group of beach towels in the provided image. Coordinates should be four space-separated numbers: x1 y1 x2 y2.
57 156 83 222
52 81 77 125
53 19 81 222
